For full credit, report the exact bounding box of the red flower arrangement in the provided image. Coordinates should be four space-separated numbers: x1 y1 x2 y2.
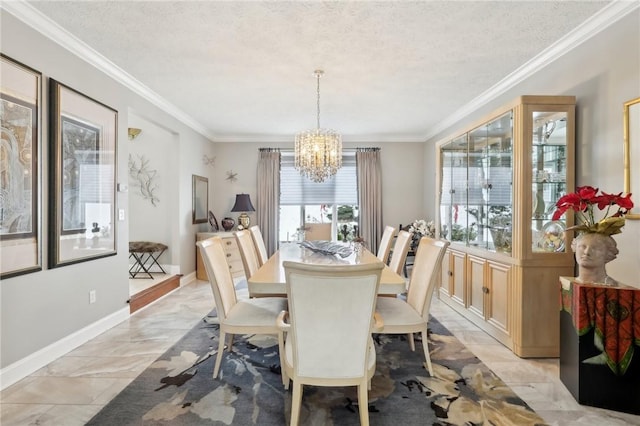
552 186 634 236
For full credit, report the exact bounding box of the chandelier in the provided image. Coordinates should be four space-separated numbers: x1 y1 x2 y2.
294 70 342 183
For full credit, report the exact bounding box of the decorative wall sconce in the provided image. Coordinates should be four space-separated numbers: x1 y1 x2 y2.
128 127 142 140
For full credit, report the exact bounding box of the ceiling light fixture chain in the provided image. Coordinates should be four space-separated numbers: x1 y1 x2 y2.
294 69 342 183
315 69 322 129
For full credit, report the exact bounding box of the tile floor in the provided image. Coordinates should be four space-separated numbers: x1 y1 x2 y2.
2 278 640 425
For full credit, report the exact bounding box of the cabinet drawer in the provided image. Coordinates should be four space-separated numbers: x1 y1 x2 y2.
196 232 245 280
228 259 245 277
220 237 244 278
221 246 241 259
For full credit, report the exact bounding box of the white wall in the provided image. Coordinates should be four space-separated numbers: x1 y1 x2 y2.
0 12 213 381
424 9 640 286
177 124 216 274
127 113 175 269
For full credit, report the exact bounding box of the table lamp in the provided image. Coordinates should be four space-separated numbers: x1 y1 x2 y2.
231 193 255 229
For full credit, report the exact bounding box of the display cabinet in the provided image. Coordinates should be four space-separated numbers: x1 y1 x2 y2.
436 96 576 357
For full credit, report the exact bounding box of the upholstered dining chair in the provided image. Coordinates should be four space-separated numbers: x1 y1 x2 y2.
375 236 449 376
388 230 412 277
303 223 332 241
235 230 260 280
277 261 384 426
196 237 287 379
249 225 269 266
376 225 396 264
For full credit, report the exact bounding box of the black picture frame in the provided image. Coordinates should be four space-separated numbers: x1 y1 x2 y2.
0 54 42 279
49 79 118 268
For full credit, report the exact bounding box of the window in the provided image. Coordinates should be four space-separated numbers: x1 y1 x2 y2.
279 152 358 242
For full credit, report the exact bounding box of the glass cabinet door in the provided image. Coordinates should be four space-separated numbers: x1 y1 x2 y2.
468 112 513 253
485 112 513 253
530 111 568 253
468 122 488 248
439 135 468 245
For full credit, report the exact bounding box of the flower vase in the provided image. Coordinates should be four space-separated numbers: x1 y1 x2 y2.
572 232 619 285
221 217 235 232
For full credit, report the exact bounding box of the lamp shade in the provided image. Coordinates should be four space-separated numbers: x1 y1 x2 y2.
231 193 255 212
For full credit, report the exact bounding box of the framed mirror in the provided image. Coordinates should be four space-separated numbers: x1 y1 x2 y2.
623 97 640 219
192 175 208 224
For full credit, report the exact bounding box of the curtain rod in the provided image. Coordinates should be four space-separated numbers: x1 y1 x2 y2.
259 147 380 152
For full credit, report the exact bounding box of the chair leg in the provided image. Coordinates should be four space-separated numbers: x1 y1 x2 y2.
290 382 303 426
420 329 433 376
407 333 415 351
227 334 234 352
278 332 289 388
357 381 370 426
213 331 227 379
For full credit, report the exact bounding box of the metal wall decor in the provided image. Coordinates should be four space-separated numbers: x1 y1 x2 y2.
129 154 159 206
0 54 42 278
49 79 118 267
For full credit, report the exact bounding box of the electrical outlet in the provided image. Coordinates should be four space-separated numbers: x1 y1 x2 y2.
89 290 96 304
118 209 125 221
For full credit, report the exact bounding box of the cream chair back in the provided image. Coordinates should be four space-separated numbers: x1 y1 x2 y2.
197 236 287 379
249 225 269 266
376 225 396 263
406 237 449 319
388 230 412 276
235 230 260 279
282 261 383 380
196 237 238 321
303 223 332 241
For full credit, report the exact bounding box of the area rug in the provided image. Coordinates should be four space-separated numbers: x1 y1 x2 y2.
87 312 547 425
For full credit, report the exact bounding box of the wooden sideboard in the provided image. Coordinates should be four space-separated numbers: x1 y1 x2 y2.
196 232 245 280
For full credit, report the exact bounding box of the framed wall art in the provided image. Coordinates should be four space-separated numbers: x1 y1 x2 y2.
49 79 118 268
192 174 208 224
1 54 42 279
624 96 640 219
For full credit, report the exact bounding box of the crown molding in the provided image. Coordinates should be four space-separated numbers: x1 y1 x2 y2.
213 133 427 143
2 0 216 141
423 0 640 142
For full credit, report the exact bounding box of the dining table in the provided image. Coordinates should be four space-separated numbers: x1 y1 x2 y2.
248 242 407 296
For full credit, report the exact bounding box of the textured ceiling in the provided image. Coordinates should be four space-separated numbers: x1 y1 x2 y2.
24 1 613 142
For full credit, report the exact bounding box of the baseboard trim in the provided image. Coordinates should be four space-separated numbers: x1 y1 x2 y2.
0 307 130 391
181 271 196 286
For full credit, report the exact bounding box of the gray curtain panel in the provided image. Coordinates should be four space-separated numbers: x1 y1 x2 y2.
256 149 280 256
356 149 383 254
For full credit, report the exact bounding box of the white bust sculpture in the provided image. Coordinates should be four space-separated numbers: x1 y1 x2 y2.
571 232 619 285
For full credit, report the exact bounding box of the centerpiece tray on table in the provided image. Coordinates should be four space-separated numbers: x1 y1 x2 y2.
298 240 353 258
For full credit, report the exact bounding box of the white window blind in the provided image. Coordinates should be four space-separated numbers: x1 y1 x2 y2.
280 152 357 205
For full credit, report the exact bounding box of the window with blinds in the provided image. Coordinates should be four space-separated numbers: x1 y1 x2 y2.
279 151 358 242
280 152 357 205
